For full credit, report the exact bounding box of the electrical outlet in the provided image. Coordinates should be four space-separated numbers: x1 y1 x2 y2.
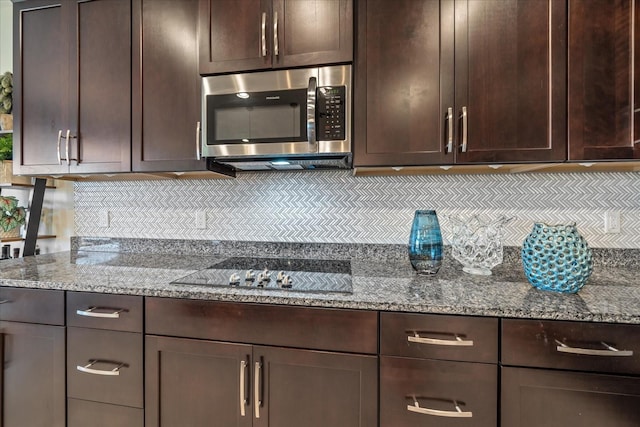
195 211 207 229
99 211 110 228
604 211 620 234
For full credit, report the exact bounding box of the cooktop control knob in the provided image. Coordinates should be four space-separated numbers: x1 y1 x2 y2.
229 273 241 286
281 275 293 288
276 271 286 282
245 269 255 282
258 269 271 283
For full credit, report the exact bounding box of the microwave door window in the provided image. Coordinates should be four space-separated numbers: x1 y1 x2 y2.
214 105 301 142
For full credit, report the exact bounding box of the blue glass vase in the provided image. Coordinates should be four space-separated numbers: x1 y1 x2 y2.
521 222 593 293
408 210 443 275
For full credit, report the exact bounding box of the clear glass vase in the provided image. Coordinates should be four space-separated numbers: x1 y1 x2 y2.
448 215 513 275
408 210 443 275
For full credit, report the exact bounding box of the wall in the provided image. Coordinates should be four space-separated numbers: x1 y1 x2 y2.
0 0 11 73
74 170 640 248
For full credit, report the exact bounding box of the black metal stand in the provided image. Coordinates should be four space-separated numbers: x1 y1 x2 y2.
22 177 46 257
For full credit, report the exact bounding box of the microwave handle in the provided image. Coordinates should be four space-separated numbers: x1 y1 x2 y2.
307 76 317 147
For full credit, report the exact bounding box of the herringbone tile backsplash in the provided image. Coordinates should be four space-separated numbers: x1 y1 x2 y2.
74 171 640 248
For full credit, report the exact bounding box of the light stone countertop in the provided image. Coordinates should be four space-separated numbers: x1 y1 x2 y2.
1 249 639 324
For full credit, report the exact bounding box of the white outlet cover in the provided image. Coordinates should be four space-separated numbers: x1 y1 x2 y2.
196 211 207 229
99 211 110 227
604 211 620 234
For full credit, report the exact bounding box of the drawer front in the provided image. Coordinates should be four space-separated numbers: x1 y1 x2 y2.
67 327 143 407
146 297 378 354
381 312 499 363
502 319 640 375
0 287 64 325
67 292 143 332
68 398 143 427
380 356 498 427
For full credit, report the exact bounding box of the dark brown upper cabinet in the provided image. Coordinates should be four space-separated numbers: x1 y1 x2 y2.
198 0 353 75
568 0 640 161
132 0 206 172
355 0 567 167
13 0 131 175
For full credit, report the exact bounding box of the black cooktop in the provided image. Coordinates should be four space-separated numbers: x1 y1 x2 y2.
171 257 352 294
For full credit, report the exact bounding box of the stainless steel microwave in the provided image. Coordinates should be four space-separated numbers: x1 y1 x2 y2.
201 65 351 174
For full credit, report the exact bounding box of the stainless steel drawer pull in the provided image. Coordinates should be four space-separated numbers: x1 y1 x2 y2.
0 299 10 304
407 396 472 418
408 331 474 347
555 340 633 357
76 306 126 319
77 359 126 376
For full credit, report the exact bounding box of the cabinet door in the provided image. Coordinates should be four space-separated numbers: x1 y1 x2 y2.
68 0 131 173
0 321 65 427
354 0 455 167
145 335 252 427
455 0 567 163
272 0 353 69
568 0 640 160
381 356 497 427
132 0 205 172
199 0 272 74
13 0 70 175
502 367 640 427
254 346 377 427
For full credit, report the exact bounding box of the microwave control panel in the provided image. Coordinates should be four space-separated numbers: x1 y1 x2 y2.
317 86 346 141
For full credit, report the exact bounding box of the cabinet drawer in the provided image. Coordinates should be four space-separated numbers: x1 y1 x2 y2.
380 312 498 363
0 287 64 325
380 356 498 427
67 292 143 332
67 327 143 407
146 297 378 354
68 398 143 427
502 319 640 375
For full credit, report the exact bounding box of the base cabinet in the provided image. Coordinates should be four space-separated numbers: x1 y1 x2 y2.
68 399 143 427
0 321 65 427
502 367 640 427
145 335 377 427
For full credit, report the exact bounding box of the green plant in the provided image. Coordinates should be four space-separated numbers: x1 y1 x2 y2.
0 133 12 160
0 196 26 232
0 71 12 115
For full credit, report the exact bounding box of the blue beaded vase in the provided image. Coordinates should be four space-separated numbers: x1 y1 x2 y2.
521 222 593 293
408 210 443 275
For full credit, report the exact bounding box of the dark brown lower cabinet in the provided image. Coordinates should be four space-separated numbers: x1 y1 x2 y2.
145 335 378 427
502 367 640 427
0 321 65 427
380 356 497 427
68 399 143 427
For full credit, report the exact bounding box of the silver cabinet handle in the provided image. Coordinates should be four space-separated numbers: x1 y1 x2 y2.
254 360 262 419
65 129 71 166
307 76 317 148
407 397 472 418
446 107 453 153
555 340 633 357
408 331 474 347
0 299 10 304
261 12 267 57
273 11 279 56
240 359 248 416
77 359 126 376
460 106 468 152
57 130 63 164
76 306 126 319
196 121 201 160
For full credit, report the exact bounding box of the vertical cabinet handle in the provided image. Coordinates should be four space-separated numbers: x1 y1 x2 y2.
446 107 453 153
239 358 249 416
196 121 201 160
460 106 468 152
65 129 71 166
261 12 267 57
57 130 63 164
254 359 262 419
273 12 279 56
